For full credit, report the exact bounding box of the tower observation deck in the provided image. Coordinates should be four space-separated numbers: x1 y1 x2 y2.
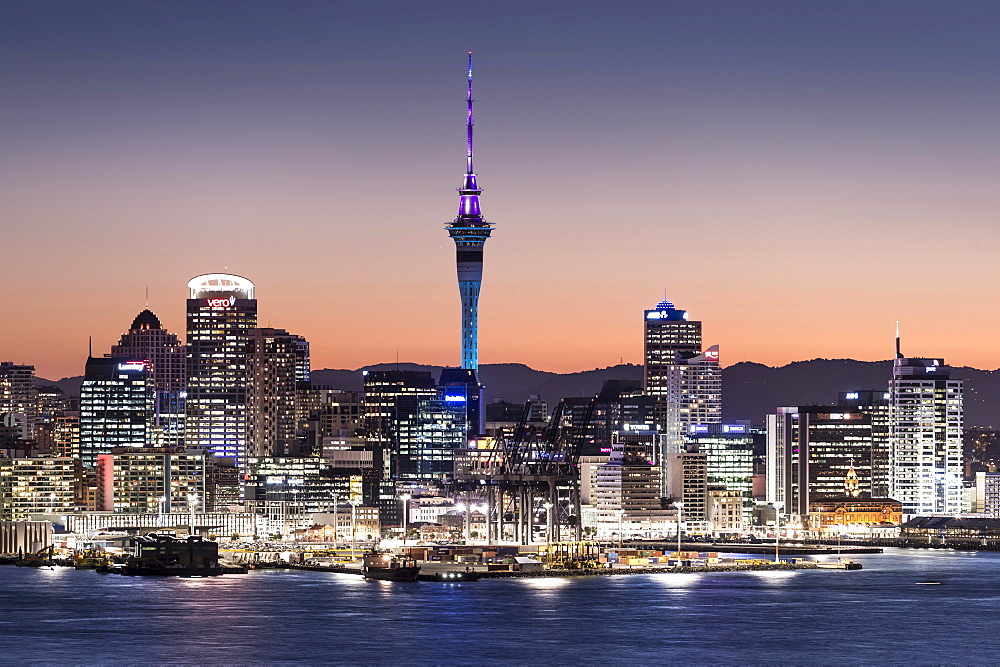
446 52 493 370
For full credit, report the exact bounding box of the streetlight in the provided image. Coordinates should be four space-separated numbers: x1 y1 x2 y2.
543 502 553 544
349 497 361 560
187 492 198 536
673 502 684 557
400 493 411 545
617 509 625 550
773 501 784 563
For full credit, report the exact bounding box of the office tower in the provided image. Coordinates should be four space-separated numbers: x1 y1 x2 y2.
643 300 721 452
583 380 657 457
766 406 873 517
79 357 154 468
889 355 963 516
594 431 670 530
838 390 891 497
0 456 79 519
95 448 212 513
185 273 257 466
111 309 187 446
0 362 38 438
297 387 364 456
394 391 468 483
438 367 484 436
443 53 491 435
248 328 307 457
35 385 74 422
686 423 756 525
665 447 709 526
362 370 439 524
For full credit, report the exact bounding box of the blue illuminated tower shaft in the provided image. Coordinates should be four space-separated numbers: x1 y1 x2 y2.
447 52 492 370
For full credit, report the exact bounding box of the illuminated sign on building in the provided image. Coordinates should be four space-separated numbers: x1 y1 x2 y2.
205 296 237 309
117 362 146 372
444 394 467 402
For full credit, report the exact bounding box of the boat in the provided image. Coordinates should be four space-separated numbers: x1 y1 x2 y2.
432 570 480 582
362 552 420 582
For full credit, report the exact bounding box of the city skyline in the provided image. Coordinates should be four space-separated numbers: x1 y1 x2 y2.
4 1 1000 380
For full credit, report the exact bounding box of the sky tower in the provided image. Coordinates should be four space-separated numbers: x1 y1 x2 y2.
446 52 493 371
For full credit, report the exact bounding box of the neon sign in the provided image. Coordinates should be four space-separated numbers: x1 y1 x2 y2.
206 296 236 309
117 362 145 372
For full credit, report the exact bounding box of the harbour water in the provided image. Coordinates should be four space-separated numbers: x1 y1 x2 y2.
2 548 999 663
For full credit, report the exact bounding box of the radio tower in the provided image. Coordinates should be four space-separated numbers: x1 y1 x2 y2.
442 52 492 435
447 51 493 371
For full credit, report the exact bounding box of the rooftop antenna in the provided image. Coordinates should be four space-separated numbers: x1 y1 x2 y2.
145 285 149 309
895 321 902 359
88 336 93 358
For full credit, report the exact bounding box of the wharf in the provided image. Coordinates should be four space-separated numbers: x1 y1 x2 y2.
327 560 825 580
626 541 882 556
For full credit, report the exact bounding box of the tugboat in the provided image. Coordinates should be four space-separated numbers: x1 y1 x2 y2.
362 551 420 582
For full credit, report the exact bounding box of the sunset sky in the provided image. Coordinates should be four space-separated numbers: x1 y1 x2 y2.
3 1 999 380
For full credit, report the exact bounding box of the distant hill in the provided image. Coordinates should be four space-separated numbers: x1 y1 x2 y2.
38 358 1000 428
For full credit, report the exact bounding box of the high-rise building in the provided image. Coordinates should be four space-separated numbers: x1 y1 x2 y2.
665 447 709 527
889 356 963 516
248 328 307 457
838 389 891 497
79 357 154 468
394 392 468 483
686 423 756 525
766 406 873 517
111 309 187 446
362 370 438 524
0 362 38 439
185 274 257 466
642 300 721 453
594 431 670 530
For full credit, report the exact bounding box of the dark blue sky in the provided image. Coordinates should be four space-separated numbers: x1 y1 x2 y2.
3 1 999 376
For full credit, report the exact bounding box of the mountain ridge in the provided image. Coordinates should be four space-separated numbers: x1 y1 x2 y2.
36 358 1000 428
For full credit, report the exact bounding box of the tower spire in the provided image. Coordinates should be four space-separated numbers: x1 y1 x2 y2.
895 321 902 359
466 51 474 176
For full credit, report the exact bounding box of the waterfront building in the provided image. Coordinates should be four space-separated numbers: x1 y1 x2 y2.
686 423 755 525
838 389 892 497
248 328 308 457
79 357 155 468
185 273 257 467
766 406 873 518
0 520 53 554
665 447 709 528
0 456 79 519
809 496 903 533
95 447 213 514
0 362 38 439
888 355 963 517
111 309 187 446
708 487 746 534
63 512 257 539
974 472 1000 517
594 431 670 533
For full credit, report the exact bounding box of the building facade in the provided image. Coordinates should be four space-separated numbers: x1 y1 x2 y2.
79 357 154 468
888 357 963 517
185 274 257 467
111 309 187 447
